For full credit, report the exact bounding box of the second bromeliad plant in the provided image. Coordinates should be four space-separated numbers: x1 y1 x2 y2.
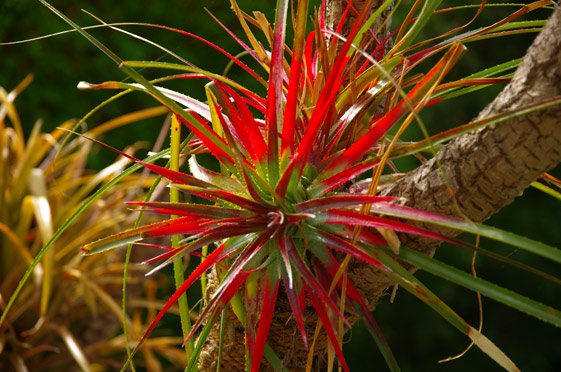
7 0 561 371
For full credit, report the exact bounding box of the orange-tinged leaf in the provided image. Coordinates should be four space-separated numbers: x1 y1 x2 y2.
81 216 210 255
326 42 466 175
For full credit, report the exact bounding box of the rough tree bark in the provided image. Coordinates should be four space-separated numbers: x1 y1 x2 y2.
198 3 561 371
349 3 561 301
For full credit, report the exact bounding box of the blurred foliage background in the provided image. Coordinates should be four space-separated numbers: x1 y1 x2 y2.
1 0 560 371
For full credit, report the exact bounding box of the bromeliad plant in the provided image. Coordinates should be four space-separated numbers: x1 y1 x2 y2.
3 0 561 371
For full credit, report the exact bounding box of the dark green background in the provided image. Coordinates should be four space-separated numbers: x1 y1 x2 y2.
1 1 559 371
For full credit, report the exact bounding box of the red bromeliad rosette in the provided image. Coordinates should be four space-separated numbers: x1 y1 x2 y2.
38 0 559 371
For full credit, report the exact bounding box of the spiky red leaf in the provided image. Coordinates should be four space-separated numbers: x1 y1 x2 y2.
304 284 350 372
325 43 466 173
177 113 236 168
325 209 465 246
279 232 308 347
286 239 350 327
295 195 396 213
265 0 289 186
281 0 309 155
136 242 232 351
127 202 250 218
317 230 389 271
252 278 280 372
213 81 267 162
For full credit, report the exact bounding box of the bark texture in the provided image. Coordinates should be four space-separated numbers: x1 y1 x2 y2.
326 0 394 55
348 6 561 299
198 4 561 371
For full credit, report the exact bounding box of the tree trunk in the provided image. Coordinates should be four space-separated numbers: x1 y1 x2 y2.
198 3 561 371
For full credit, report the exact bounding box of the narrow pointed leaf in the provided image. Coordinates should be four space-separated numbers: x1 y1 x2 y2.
318 230 388 270
319 250 400 371
143 223 262 276
393 245 561 328
173 184 270 213
304 285 350 372
185 310 219 372
279 233 307 347
78 80 212 120
282 274 308 348
213 82 267 162
295 195 396 214
81 216 206 254
143 20 267 85
252 278 280 372
281 0 308 155
277 3 387 196
266 0 289 186
286 240 350 327
367 246 520 372
391 0 444 52
323 209 467 247
326 43 466 174
308 161 379 197
178 113 236 168
126 201 250 218
228 0 269 63
350 0 395 52
131 242 232 360
189 155 247 195
192 232 272 337
368 202 561 265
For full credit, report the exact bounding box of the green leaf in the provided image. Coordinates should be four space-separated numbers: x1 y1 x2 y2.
78 80 212 120
185 311 218 372
390 96 561 159
39 1 238 169
368 246 520 372
81 217 199 255
433 59 519 101
263 344 290 372
121 60 249 93
392 246 561 328
350 0 395 52
532 181 561 202
367 202 561 265
392 0 444 53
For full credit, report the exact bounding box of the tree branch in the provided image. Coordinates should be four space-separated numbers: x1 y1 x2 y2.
349 6 561 303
